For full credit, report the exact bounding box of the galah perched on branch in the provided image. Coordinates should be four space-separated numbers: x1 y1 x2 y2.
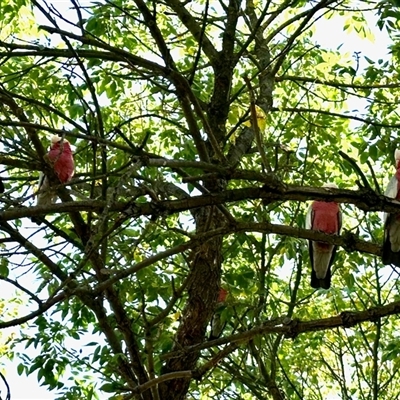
33 135 74 223
382 149 400 267
209 288 228 340
306 184 342 289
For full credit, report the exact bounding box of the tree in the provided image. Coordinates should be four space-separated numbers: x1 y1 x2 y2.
1 0 400 399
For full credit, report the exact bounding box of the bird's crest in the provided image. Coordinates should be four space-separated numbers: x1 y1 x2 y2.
51 135 69 144
51 135 62 144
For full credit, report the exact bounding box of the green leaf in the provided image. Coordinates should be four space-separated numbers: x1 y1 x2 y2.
17 363 25 376
100 383 118 393
0 258 9 278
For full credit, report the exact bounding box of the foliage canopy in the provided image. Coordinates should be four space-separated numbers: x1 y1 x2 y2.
1 0 400 399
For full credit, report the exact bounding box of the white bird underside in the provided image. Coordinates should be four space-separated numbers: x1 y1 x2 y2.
387 219 400 253
385 175 398 199
36 173 57 206
384 175 400 252
384 175 398 225
382 151 400 266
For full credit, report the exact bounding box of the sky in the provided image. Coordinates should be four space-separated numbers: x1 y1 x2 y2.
0 2 393 400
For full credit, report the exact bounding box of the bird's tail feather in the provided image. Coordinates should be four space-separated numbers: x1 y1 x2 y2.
311 268 331 289
382 238 400 267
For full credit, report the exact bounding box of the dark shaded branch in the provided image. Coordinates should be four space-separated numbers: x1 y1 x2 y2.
1 184 399 222
164 0 218 63
276 75 400 90
244 76 270 172
149 279 188 327
222 0 240 60
0 371 10 400
162 299 400 359
0 276 42 304
133 0 177 69
0 120 147 156
264 0 334 44
339 151 372 190
249 340 285 400
0 90 46 159
226 127 254 167
0 155 39 170
271 106 399 128
83 296 139 389
271 0 336 75
188 0 209 85
0 221 68 281
122 371 193 399
195 342 241 379
26 26 169 74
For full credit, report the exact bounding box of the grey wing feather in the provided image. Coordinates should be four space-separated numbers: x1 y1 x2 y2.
338 208 342 233
36 174 56 206
385 176 398 198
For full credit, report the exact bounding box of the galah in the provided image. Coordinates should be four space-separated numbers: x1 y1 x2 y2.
33 135 74 222
209 288 228 340
306 184 341 289
382 149 400 266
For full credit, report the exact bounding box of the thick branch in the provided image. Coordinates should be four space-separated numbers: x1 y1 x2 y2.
271 106 400 128
133 0 177 69
123 371 193 398
276 75 400 90
162 299 400 358
2 185 400 222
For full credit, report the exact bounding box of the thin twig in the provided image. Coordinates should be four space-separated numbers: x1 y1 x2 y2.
339 150 372 190
0 371 10 400
366 159 382 194
244 76 271 172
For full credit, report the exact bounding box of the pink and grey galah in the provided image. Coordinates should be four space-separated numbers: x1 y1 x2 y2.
36 135 74 207
306 184 342 289
209 288 228 340
382 149 400 267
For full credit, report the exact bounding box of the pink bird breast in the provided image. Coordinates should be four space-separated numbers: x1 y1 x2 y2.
312 201 340 234
218 288 228 303
48 140 74 183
